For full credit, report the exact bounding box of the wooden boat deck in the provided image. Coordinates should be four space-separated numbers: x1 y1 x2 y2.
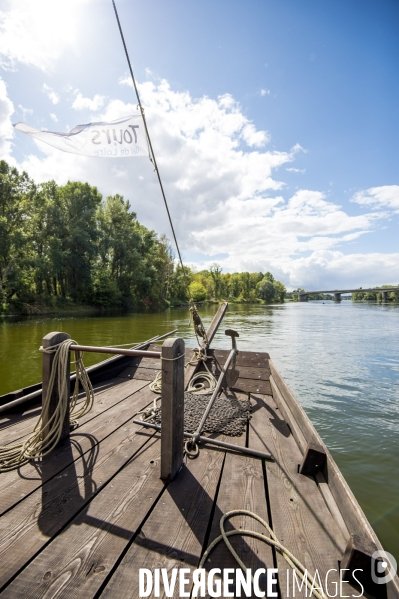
0 346 383 598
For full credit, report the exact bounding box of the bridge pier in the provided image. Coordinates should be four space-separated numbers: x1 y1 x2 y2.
334 293 341 302
381 291 389 302
298 294 308 302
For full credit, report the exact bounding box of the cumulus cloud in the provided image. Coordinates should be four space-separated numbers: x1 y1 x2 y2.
43 84 60 105
0 76 14 158
0 0 84 72
352 185 399 213
72 92 105 111
260 89 270 96
283 251 399 290
10 76 397 289
50 113 58 122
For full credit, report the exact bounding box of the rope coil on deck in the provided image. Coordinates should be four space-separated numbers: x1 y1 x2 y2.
195 509 324 599
147 348 217 398
0 339 94 472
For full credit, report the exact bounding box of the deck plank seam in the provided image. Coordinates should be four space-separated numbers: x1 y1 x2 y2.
261 458 282 598
0 380 150 450
91 474 170 599
0 390 160 518
0 380 123 438
0 431 158 594
198 451 227 566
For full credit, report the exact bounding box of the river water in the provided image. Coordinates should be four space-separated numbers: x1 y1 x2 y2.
1 301 398 560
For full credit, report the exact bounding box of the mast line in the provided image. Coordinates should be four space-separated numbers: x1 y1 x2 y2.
111 0 190 291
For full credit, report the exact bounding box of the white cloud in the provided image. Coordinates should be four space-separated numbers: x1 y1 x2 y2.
260 89 270 96
286 167 305 174
11 76 396 289
50 113 58 122
72 92 105 111
352 185 399 213
0 76 14 158
18 104 32 120
0 0 84 72
43 84 60 105
282 251 399 290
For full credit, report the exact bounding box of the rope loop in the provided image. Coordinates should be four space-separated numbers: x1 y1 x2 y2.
195 509 324 599
0 339 94 472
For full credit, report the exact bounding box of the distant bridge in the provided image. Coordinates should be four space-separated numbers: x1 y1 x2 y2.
292 287 399 302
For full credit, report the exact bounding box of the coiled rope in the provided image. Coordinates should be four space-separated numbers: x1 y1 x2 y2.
0 339 94 472
146 347 217 408
193 509 323 599
186 348 217 395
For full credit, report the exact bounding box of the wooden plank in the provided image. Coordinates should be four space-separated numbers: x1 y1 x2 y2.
184 303 228 388
0 423 162 589
212 349 269 369
270 375 307 454
249 391 351 599
203 414 274 598
0 437 164 599
230 378 272 395
100 440 227 599
161 338 185 482
117 366 160 381
0 379 151 516
233 366 271 381
0 379 122 447
130 357 161 369
203 301 228 347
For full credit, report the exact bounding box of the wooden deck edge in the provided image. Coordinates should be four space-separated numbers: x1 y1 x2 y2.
269 360 399 597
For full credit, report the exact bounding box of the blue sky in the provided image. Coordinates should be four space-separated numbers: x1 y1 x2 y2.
0 0 398 289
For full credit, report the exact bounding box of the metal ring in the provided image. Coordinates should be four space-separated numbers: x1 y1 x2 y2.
184 440 199 459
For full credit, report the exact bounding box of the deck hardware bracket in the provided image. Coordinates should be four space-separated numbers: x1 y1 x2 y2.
341 534 387 598
299 442 326 476
224 329 240 388
133 420 274 462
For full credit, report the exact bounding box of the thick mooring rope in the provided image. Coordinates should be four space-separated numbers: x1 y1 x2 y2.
0 339 94 472
194 510 324 599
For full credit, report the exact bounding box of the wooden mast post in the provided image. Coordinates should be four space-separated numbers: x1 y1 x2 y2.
41 331 71 445
160 337 185 482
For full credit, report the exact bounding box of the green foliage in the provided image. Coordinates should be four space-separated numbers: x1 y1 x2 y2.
0 161 175 312
189 281 207 302
256 277 286 303
1 160 329 312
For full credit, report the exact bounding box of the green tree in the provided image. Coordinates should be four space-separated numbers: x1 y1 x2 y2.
0 161 35 305
189 281 207 302
256 278 275 302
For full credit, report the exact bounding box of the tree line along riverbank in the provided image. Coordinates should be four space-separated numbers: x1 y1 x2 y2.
0 160 287 315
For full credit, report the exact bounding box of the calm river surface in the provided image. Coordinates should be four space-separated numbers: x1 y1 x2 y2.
1 301 398 559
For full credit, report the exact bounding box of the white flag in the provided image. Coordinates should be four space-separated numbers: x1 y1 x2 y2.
13 115 149 158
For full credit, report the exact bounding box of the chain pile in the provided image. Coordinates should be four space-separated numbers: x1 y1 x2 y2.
142 391 250 437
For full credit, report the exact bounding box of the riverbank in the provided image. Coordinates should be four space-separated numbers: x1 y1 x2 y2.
1 296 284 317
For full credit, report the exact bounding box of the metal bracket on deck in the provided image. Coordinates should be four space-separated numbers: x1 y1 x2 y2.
133 420 274 461
299 441 326 476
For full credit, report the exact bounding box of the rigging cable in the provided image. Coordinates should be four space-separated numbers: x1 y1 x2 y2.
111 0 191 294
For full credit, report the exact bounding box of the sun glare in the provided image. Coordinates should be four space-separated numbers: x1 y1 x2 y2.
0 0 89 71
